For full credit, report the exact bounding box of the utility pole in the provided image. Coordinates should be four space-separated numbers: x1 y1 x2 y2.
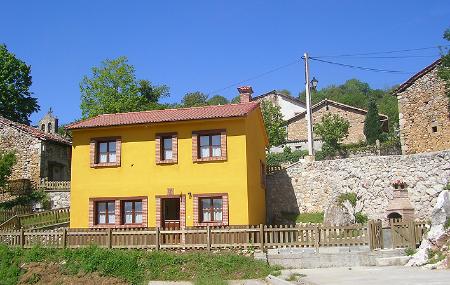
303 52 315 156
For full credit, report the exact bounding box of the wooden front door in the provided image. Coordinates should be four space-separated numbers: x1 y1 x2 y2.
161 198 180 229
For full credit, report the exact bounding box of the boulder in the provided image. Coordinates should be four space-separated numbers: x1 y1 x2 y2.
406 190 450 267
324 204 354 226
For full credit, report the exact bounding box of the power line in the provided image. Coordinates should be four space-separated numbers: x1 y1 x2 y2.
206 59 301 95
309 57 414 74
313 45 449 58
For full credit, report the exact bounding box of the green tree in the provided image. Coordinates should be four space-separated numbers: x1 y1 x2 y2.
0 44 39 124
0 152 16 189
261 100 286 149
230 96 241 104
181 92 208 107
314 114 350 155
299 79 398 132
364 97 382 144
277 89 292 96
438 28 450 98
80 56 168 118
207 95 229 105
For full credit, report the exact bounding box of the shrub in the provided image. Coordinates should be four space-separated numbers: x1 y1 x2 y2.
354 212 368 224
296 212 324 223
337 192 358 207
405 248 416 256
314 113 350 156
266 147 307 166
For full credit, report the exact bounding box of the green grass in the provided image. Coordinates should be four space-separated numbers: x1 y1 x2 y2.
0 245 279 285
296 212 324 224
404 248 416 256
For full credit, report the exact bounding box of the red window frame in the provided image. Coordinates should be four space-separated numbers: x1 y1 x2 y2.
161 136 173 161
198 134 221 158
96 140 116 163
121 200 143 225
199 197 223 223
95 201 115 225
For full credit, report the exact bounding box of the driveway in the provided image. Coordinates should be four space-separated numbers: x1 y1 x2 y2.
283 266 450 285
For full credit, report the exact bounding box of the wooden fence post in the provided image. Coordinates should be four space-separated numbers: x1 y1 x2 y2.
20 228 25 248
206 225 211 251
155 227 160 251
409 220 416 249
314 225 320 252
62 228 67 248
368 220 374 251
259 224 264 250
107 228 112 249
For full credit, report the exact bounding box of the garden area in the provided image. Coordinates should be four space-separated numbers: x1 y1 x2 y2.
0 245 279 285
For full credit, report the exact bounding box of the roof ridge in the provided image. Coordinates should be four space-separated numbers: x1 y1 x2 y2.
392 58 442 95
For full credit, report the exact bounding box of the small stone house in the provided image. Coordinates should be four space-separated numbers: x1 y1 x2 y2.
285 99 389 150
0 113 72 188
393 59 450 154
251 90 306 120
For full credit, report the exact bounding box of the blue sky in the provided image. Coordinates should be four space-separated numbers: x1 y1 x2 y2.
1 1 449 125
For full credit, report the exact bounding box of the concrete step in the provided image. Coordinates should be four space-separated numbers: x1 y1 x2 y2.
375 256 411 266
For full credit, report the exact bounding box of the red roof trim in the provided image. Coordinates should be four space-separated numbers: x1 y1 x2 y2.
0 116 71 145
66 102 260 130
392 58 442 96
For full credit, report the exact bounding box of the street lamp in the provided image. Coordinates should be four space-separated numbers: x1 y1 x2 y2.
311 77 318 90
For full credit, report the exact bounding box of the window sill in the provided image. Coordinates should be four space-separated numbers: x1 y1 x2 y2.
91 162 121 168
156 160 177 165
193 156 227 163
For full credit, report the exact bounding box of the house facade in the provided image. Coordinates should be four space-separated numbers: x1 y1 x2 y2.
66 88 268 229
0 114 71 187
285 99 389 150
251 90 306 120
393 59 450 154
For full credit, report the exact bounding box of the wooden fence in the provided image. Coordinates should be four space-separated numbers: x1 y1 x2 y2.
0 206 34 224
39 180 71 191
0 222 375 250
390 219 427 249
0 208 70 230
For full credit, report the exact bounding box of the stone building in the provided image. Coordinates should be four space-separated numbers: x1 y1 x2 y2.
285 99 389 150
393 59 450 154
251 90 306 120
0 113 71 187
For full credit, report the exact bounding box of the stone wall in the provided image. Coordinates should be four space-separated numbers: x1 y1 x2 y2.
287 104 368 144
0 123 42 187
397 66 450 154
47 191 70 209
267 150 450 224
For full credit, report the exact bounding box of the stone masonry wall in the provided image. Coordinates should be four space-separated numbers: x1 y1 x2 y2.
47 191 70 209
267 150 450 223
287 104 367 144
0 123 42 187
398 66 450 154
41 141 71 181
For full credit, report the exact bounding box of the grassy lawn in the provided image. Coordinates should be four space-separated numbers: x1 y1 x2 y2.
0 244 279 285
296 212 324 224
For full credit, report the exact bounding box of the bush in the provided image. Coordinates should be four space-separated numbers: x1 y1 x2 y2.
266 147 307 166
354 212 368 224
337 192 358 207
0 190 49 210
405 248 416 256
296 212 324 223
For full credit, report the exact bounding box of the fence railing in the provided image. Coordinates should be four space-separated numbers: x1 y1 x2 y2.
0 208 70 230
0 206 34 224
390 219 427 249
0 222 375 250
39 180 71 191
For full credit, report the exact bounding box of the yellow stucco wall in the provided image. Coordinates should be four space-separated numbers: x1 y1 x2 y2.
70 110 267 228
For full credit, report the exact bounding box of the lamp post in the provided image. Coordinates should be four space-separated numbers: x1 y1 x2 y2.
303 53 318 156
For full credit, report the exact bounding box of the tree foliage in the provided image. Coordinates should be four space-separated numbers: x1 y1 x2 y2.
266 147 307 166
80 56 169 118
364 97 382 144
0 152 16 188
0 44 39 124
314 114 350 155
299 79 398 132
207 95 229 105
261 100 286 149
438 28 450 99
230 96 241 104
181 91 208 107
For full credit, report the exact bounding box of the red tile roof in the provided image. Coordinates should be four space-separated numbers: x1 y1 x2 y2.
66 102 260 130
0 116 71 145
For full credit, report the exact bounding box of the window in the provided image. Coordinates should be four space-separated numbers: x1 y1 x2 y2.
432 126 438 133
122 200 143 224
97 141 117 163
47 122 52 132
199 134 221 158
199 197 223 222
96 201 115 224
162 136 173 160
41 124 45 131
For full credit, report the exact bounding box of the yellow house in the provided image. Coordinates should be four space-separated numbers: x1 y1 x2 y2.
66 87 268 229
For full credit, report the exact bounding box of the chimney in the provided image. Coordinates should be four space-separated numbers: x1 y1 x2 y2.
237 86 253 103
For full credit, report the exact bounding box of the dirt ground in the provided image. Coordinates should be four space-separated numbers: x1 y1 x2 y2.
18 263 129 285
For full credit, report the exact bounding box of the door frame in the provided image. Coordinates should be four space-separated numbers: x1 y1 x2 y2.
156 194 186 229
